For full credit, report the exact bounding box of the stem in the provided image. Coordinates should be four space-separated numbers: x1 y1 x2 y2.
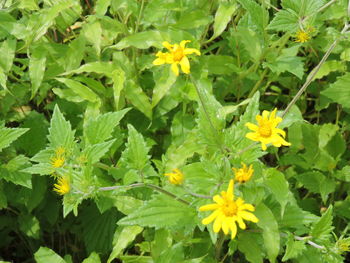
99 183 190 206
228 142 257 160
294 235 325 250
215 232 226 261
282 23 350 118
135 0 145 33
184 188 212 199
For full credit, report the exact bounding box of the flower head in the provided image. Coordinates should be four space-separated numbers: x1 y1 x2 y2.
51 155 65 168
336 238 350 254
245 108 291 151
233 163 254 183
53 176 70 195
153 40 201 76
55 146 66 156
295 26 315 43
199 180 258 239
164 168 184 185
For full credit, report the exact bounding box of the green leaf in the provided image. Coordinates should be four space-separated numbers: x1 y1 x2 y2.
95 0 111 15
119 124 150 171
282 234 306 261
112 67 126 111
236 28 262 63
29 47 46 97
19 214 40 239
0 127 28 152
107 226 143 263
295 171 336 203
237 232 264 263
152 67 177 108
83 20 102 56
84 109 130 145
157 243 184 263
264 54 304 79
204 55 239 75
265 169 290 215
113 195 144 215
118 194 196 229
1 155 32 188
22 163 53 176
124 80 152 119
82 252 101 263
268 10 299 31
0 37 16 73
113 30 168 49
313 60 346 80
256 203 280 263
311 205 333 241
321 73 350 108
47 105 75 149
63 61 116 77
238 0 269 32
240 91 260 124
56 78 99 103
212 2 238 40
0 67 7 90
34 247 66 263
173 10 212 29
83 140 115 163
282 0 325 17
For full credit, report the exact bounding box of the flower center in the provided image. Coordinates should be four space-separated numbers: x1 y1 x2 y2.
52 157 65 168
173 48 184 62
222 200 237 217
259 123 272 137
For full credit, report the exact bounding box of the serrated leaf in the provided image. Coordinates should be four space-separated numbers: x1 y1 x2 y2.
47 105 75 149
118 194 196 228
268 10 299 31
282 234 306 261
113 30 168 49
107 225 143 263
0 67 7 90
0 37 16 73
321 73 350 108
112 67 125 111
63 61 116 77
237 232 264 263
84 109 130 145
22 163 53 176
311 205 333 241
0 127 28 152
19 214 40 239
29 48 46 97
82 140 115 163
119 124 150 171
256 203 280 263
212 2 238 40
313 60 346 80
114 195 144 215
240 91 260 124
34 247 66 263
237 0 269 32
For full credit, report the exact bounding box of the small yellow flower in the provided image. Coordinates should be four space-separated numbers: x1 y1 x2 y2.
164 168 184 185
245 108 291 151
153 40 201 76
232 163 254 183
53 176 70 195
199 180 258 239
50 156 65 168
295 29 310 43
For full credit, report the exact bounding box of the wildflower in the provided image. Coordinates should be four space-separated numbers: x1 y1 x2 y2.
153 40 201 76
164 168 184 185
53 176 70 195
50 155 65 168
232 163 254 183
295 26 315 43
245 108 291 151
199 180 258 239
336 238 350 254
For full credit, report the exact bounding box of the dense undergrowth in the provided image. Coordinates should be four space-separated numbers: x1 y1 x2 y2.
1 0 350 262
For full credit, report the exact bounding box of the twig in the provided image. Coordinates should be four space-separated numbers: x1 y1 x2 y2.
294 235 325 250
282 23 350 118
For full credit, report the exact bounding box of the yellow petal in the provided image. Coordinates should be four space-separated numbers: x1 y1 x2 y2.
245 122 259 131
184 47 201 56
226 179 234 201
261 142 267 151
202 210 220 225
199 203 220 211
213 214 223 233
171 63 179 76
236 216 246 229
162 41 173 51
180 40 191 48
153 58 166 65
179 56 190 74
240 203 255 212
222 217 230 235
238 211 259 223
262 110 270 119
269 108 277 121
213 195 224 205
246 132 260 141
275 128 286 138
230 221 238 239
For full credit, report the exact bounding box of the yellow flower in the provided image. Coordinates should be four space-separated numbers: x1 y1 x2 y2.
164 168 184 185
232 163 254 183
245 108 291 151
50 155 65 168
153 40 201 76
53 176 70 195
295 30 310 43
199 180 258 239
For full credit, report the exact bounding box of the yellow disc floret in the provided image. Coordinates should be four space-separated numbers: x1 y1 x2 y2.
53 176 70 195
232 163 254 183
164 168 184 185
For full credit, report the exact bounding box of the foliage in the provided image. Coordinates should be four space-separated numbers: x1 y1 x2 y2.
0 0 350 262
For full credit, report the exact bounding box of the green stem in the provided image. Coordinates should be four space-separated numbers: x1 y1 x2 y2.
135 0 145 33
215 232 226 261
